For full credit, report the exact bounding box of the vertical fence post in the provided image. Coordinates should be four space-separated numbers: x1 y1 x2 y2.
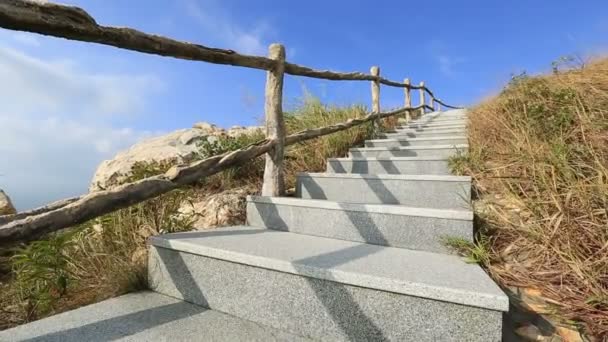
404 78 411 121
419 81 426 117
261 43 286 197
437 100 442 112
370 66 380 128
430 97 435 112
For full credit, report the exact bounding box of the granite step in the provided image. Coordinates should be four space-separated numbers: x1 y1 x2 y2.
246 195 472 252
399 123 467 130
148 227 508 341
364 136 467 147
0 291 311 342
400 119 467 126
381 129 467 138
349 144 468 158
296 172 471 209
393 126 466 134
327 156 451 175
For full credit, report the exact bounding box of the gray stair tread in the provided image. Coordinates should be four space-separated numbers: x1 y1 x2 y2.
150 226 509 311
299 172 470 182
0 291 310 342
248 195 472 220
366 136 466 142
351 144 468 151
329 156 450 161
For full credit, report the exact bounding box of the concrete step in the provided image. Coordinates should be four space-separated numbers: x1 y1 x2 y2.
408 116 467 124
393 126 466 134
401 122 467 129
149 227 507 341
296 172 471 209
327 156 451 175
365 136 467 147
349 144 468 158
246 196 472 252
0 291 310 341
400 118 467 126
380 130 466 138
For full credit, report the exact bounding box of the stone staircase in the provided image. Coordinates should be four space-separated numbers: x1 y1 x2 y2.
1 109 509 341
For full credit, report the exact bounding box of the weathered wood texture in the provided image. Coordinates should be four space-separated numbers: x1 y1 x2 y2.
0 196 80 225
0 105 423 246
404 78 412 121
261 44 286 197
419 81 426 116
370 66 380 129
0 0 461 107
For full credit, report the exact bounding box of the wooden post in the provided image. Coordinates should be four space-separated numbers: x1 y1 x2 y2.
404 78 411 121
261 43 286 197
370 66 380 128
430 97 435 112
437 100 442 112
419 81 426 117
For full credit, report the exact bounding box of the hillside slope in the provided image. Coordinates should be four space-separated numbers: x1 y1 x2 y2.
456 59 608 338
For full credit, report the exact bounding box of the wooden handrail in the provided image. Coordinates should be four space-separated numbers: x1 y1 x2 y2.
0 106 425 246
0 0 459 105
0 0 465 245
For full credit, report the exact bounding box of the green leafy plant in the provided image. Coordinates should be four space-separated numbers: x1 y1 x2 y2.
11 231 77 318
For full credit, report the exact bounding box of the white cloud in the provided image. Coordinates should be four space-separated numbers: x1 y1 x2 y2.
0 45 162 211
426 39 466 77
184 0 273 55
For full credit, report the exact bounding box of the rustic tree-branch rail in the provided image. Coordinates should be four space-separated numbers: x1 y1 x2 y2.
0 0 462 245
0 106 424 246
0 0 460 103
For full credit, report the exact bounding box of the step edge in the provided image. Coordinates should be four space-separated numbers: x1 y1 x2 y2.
247 196 473 220
149 234 508 312
297 172 471 182
365 136 467 142
350 144 469 151
328 156 450 161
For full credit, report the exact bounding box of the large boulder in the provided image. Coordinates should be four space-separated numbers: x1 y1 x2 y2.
89 122 263 192
0 189 16 215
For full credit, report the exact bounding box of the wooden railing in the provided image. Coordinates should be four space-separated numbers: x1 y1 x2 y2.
0 0 462 246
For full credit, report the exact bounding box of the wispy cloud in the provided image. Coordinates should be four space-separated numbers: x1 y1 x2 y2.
184 0 274 55
0 45 162 210
426 40 466 77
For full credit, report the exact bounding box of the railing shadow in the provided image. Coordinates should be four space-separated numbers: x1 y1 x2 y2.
299 174 400 205
252 195 392 340
21 299 206 342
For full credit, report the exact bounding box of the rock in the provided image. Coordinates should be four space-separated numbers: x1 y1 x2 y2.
556 327 583 342
226 125 263 138
0 189 16 215
192 122 223 135
90 122 262 192
515 325 544 341
177 187 252 228
90 128 210 191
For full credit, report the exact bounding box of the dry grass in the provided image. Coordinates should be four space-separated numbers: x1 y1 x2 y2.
453 58 608 338
0 96 387 330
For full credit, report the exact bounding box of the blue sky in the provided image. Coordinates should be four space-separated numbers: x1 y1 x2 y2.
1 0 607 210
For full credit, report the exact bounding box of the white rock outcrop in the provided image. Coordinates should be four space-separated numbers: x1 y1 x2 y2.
89 122 263 192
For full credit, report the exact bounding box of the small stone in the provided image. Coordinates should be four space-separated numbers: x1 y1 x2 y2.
515 324 544 341
0 189 16 215
556 327 583 342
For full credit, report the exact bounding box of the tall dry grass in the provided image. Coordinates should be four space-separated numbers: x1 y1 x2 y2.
455 59 608 337
0 96 382 330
